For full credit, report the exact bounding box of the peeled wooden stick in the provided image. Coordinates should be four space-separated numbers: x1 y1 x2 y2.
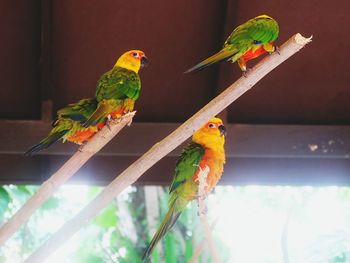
196 165 222 263
0 112 135 246
188 218 219 263
24 34 312 262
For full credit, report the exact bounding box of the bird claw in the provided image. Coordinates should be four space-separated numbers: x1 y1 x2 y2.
106 122 112 131
197 205 208 216
106 115 112 130
78 142 87 152
242 68 252 78
275 46 281 55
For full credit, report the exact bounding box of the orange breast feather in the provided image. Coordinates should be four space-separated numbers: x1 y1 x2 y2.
192 149 225 194
67 128 97 144
242 46 267 62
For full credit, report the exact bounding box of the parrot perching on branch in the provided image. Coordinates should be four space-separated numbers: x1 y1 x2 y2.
83 50 149 127
25 98 105 156
142 117 226 260
186 15 279 73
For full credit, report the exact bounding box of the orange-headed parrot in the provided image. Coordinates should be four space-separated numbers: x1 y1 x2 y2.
142 117 226 260
83 50 149 127
186 15 279 73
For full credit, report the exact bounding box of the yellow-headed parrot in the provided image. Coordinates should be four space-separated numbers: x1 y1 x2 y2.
83 50 149 127
142 117 226 260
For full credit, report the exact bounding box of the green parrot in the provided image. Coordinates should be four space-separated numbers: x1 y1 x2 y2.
142 117 226 261
83 50 149 127
25 98 105 155
186 15 279 73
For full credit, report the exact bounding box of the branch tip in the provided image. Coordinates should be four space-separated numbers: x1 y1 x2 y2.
295 33 313 45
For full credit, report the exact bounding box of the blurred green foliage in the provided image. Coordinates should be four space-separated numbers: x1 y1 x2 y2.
0 185 349 262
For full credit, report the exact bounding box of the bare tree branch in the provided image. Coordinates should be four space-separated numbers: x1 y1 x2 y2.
188 218 219 263
0 112 135 246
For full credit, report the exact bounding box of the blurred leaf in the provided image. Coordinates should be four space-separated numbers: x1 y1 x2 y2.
94 204 117 228
0 186 11 216
85 254 104 263
119 238 142 263
87 186 102 198
185 238 193 261
41 197 60 210
330 252 347 263
164 234 177 263
16 185 32 195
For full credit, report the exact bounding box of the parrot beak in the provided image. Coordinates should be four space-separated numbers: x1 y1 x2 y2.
141 56 149 68
218 124 226 137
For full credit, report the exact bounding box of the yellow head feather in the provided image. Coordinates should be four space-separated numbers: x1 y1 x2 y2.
192 117 225 151
114 50 146 73
256 14 273 19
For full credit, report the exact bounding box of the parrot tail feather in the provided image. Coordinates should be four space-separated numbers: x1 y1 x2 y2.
24 130 69 156
142 205 181 261
185 48 239 73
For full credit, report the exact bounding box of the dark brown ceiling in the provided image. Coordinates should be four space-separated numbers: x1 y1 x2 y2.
50 0 228 122
0 1 41 119
221 0 350 124
0 1 349 185
1 0 349 124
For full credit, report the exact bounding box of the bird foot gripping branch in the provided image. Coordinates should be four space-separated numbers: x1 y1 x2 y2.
120 111 136 126
106 111 136 130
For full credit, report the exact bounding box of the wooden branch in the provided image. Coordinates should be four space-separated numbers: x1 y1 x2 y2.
24 33 312 262
0 112 135 246
188 219 219 263
196 166 222 263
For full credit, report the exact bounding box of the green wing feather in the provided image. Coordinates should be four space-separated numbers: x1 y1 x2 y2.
169 143 204 195
225 15 279 47
96 67 141 101
57 98 99 124
83 67 141 127
25 98 98 156
142 143 204 261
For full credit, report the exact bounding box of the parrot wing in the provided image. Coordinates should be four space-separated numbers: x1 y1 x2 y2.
57 98 98 124
96 67 141 101
169 142 205 194
83 68 141 127
225 15 279 47
142 143 204 261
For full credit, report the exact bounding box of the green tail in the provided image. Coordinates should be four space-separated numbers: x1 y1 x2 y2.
185 48 239 73
142 205 181 261
24 130 69 156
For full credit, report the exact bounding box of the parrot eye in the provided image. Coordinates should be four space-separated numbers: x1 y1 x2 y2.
132 52 139 58
208 123 216 128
